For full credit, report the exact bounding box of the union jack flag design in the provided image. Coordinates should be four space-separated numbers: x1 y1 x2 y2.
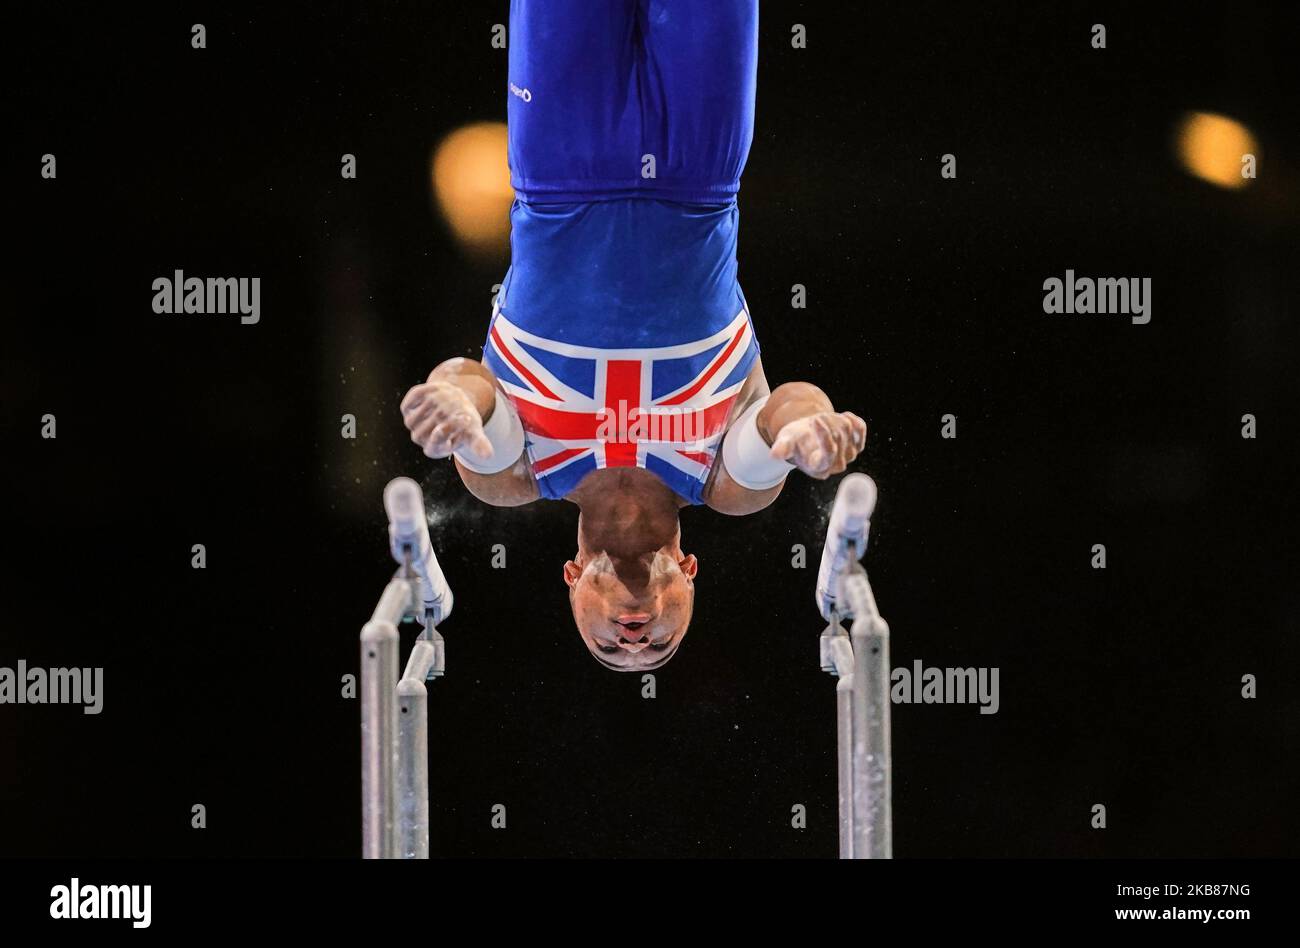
482 307 761 504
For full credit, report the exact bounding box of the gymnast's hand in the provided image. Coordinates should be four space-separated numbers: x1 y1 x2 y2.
756 381 868 481
769 411 867 479
400 363 495 460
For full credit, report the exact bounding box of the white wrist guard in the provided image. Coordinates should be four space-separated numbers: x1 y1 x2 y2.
454 390 525 474
722 395 794 490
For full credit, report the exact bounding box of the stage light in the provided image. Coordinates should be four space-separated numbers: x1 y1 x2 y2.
1175 111 1257 190
430 122 513 254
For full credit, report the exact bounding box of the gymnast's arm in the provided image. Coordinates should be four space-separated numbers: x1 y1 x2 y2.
705 359 867 516
399 357 540 507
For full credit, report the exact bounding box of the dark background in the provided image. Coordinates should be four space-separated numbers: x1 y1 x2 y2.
4 2 1297 858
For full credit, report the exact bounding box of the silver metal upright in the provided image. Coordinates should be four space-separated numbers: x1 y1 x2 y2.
361 616 399 858
843 571 892 859
823 631 857 858
397 635 440 859
816 473 892 859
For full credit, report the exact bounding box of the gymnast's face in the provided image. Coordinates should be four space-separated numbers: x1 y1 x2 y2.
564 549 698 671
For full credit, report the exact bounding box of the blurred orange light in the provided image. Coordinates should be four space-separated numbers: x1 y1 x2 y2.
431 122 513 253
1175 111 1257 190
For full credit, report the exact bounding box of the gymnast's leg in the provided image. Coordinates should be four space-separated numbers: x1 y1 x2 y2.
635 0 759 201
506 0 642 201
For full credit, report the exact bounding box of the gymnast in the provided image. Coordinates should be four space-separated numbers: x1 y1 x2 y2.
401 0 866 669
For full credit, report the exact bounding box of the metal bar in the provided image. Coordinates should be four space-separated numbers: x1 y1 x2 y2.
829 632 857 860
823 628 858 859
836 677 855 859
854 614 892 858
396 640 437 859
844 571 892 859
360 618 400 859
372 578 415 628
385 477 455 625
815 474 877 620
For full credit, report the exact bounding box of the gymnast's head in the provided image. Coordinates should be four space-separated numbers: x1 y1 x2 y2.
564 546 698 671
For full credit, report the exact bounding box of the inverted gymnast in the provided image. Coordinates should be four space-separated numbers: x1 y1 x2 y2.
401 0 866 670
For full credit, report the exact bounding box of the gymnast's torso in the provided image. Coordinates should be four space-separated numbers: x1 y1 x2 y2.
482 0 762 506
